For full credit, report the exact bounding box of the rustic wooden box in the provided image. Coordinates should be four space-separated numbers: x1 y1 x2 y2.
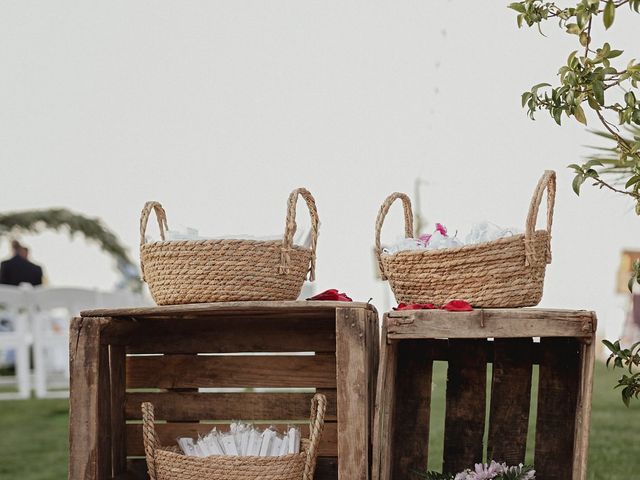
69 301 379 480
373 308 597 480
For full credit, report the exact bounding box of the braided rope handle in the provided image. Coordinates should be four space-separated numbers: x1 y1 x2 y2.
524 170 556 266
140 201 169 246
374 192 414 280
303 393 327 480
280 188 320 281
139 201 169 281
141 402 160 480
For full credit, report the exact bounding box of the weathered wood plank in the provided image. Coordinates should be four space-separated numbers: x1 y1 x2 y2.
367 310 380 445
126 354 336 389
535 338 581 480
443 339 487 475
487 338 533 465
125 456 338 480
387 309 596 339
68 317 111 480
392 340 433 479
104 315 336 353
110 344 127 476
573 330 596 480
336 308 369 480
82 300 377 318
126 421 339 457
125 391 338 422
372 325 397 480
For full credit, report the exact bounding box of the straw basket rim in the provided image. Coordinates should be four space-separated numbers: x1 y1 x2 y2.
154 446 310 462
141 238 312 250
142 394 327 480
380 229 548 260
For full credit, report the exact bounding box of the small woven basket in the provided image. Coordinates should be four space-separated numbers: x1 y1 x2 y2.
375 171 556 308
141 394 326 480
140 188 319 305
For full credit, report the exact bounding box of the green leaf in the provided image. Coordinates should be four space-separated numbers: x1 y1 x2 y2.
604 0 615 29
608 49 624 59
574 105 588 125
626 175 640 188
508 2 527 14
580 31 589 47
603 339 617 352
573 174 586 195
531 82 551 93
592 80 605 105
521 91 532 108
566 23 582 35
625 91 637 107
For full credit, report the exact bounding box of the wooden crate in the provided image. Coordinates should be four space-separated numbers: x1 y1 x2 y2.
69 301 379 480
373 308 597 480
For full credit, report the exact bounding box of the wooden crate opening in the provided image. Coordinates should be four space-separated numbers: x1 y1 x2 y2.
374 315 596 480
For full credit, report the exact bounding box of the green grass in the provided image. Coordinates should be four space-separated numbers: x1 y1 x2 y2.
0 362 638 479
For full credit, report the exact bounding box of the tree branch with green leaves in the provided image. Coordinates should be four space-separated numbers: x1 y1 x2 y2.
603 339 640 406
510 0 640 404
510 0 640 210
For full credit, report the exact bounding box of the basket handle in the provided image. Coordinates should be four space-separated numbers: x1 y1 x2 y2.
525 170 556 266
141 402 160 480
280 188 319 281
374 193 414 280
140 201 169 247
303 393 327 480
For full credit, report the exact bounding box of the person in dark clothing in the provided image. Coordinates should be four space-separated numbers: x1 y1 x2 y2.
0 240 43 286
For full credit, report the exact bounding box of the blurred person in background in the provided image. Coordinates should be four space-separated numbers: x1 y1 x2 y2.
0 240 44 286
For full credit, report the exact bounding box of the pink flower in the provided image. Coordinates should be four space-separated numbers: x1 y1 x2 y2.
418 233 432 245
435 223 448 236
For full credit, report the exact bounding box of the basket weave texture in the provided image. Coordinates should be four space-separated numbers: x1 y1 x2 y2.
140 188 319 305
375 171 556 308
142 394 326 480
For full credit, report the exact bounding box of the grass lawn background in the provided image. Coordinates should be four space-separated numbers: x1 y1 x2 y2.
0 362 637 479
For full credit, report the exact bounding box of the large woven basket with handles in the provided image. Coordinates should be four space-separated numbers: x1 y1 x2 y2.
142 394 326 480
375 171 556 308
140 188 319 305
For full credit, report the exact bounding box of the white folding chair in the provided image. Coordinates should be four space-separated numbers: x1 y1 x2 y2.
31 287 100 398
0 285 32 400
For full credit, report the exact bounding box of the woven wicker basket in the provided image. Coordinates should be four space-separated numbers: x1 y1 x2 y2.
142 394 326 480
140 188 319 305
375 171 556 308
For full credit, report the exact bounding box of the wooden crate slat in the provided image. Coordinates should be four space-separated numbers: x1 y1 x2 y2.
83 300 375 318
487 338 534 465
110 345 128 476
126 421 339 457
126 354 336 389
535 338 581 480
391 340 433 479
69 317 112 480
336 308 370 480
387 310 595 339
443 339 487 475
105 315 336 353
125 391 338 422
125 456 338 480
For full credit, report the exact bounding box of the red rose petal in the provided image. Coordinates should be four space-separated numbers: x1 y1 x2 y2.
442 300 473 312
308 289 353 302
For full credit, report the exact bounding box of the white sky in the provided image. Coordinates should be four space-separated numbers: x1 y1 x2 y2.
1 1 638 338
